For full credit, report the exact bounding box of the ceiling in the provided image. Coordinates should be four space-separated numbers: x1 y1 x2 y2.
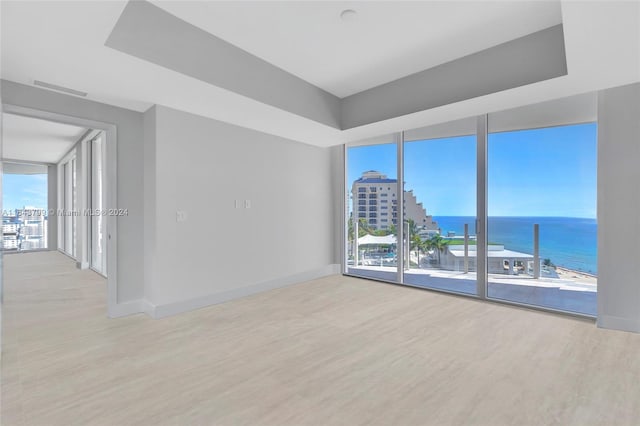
152 1 562 98
1 1 639 147
2 113 87 163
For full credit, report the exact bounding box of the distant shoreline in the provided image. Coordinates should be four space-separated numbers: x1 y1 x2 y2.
433 216 598 274
433 215 597 220
555 266 597 285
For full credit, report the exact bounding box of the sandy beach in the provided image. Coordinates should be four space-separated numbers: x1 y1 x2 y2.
555 266 597 285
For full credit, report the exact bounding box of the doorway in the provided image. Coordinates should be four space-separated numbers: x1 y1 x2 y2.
2 105 117 315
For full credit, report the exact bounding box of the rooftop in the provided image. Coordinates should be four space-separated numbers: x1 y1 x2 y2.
354 178 398 184
354 170 398 185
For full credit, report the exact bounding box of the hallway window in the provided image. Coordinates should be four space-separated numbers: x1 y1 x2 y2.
89 132 107 275
2 162 49 251
58 152 77 258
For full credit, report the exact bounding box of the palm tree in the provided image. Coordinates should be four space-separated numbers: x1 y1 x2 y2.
348 218 372 238
373 228 392 237
406 219 418 239
421 237 436 266
428 234 449 266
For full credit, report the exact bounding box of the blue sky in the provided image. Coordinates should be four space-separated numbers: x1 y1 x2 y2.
347 123 597 218
3 174 48 213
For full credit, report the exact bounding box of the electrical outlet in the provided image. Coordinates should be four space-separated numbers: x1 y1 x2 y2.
176 210 187 222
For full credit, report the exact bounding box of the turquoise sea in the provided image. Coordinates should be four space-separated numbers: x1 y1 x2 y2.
433 216 598 275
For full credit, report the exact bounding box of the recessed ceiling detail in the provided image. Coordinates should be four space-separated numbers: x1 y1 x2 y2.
342 25 568 129
152 0 564 98
106 0 341 129
106 1 567 131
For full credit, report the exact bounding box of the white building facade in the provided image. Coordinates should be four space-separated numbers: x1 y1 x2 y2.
351 171 439 232
17 207 48 250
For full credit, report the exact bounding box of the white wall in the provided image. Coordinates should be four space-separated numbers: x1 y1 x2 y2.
144 106 336 316
1 80 145 304
597 82 640 333
329 145 344 265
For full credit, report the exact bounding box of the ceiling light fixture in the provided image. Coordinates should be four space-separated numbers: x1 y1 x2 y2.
340 9 357 22
33 80 88 97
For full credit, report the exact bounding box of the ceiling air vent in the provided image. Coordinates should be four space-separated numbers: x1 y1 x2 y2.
33 80 88 97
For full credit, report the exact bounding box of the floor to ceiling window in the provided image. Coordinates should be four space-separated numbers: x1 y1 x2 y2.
487 122 597 315
346 137 399 282
89 132 107 276
402 118 477 295
2 162 49 251
58 151 77 258
343 93 598 317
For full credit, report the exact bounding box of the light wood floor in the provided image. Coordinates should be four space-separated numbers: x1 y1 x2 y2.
2 251 640 426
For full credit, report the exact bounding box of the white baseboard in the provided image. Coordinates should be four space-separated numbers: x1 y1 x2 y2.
149 264 340 319
108 300 144 318
597 314 640 333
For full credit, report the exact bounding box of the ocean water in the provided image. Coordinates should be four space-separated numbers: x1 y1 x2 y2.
433 216 598 275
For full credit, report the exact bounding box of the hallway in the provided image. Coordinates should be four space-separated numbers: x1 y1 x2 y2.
1 251 109 425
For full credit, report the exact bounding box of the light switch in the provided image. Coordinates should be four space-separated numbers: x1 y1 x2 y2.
244 199 251 209
235 200 240 209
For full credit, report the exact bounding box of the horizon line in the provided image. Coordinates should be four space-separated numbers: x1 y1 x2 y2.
432 215 597 220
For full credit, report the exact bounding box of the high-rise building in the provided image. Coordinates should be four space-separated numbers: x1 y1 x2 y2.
2 219 19 250
17 206 47 250
351 171 439 232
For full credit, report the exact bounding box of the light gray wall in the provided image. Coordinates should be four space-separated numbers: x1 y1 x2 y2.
1 80 145 302
47 164 57 250
145 106 335 307
329 145 344 265
597 82 640 333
